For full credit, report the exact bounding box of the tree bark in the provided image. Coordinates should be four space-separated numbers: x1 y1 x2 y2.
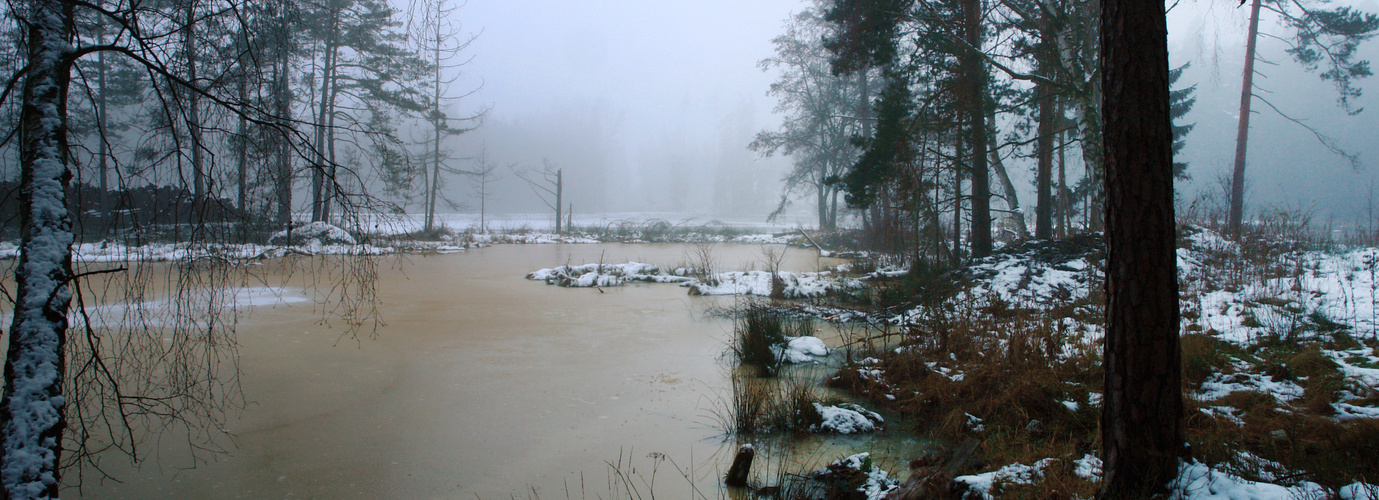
1099 0 1183 493
1 2 76 497
1228 0 1262 238
1035 78 1056 239
964 0 993 258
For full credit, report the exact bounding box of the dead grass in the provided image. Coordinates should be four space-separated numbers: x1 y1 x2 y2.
813 214 1379 496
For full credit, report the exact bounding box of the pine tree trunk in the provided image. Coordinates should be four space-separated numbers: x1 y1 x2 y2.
1228 0 1262 237
323 75 340 222
274 6 293 228
555 169 563 235
1035 78 1055 239
1057 112 1069 238
312 28 339 223
953 131 964 265
97 32 109 208
1 2 75 496
425 29 442 234
1099 0 1183 493
237 69 248 216
964 0 993 258
184 0 204 204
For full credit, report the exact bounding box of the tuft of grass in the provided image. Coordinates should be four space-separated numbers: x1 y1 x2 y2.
1284 344 1342 379
729 372 775 435
1181 333 1240 387
733 305 788 377
729 304 815 378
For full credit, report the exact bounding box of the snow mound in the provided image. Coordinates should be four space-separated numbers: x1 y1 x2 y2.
775 336 828 363
955 458 1058 499
811 403 883 434
730 233 793 244
526 262 692 287
1169 460 1329 499
269 222 357 247
809 453 899 500
687 270 862 298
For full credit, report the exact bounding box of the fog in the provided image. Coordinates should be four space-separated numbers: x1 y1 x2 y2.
1166 0 1379 223
422 0 1379 228
436 0 800 221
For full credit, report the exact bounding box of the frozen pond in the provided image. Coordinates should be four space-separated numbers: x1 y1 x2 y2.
62 243 924 498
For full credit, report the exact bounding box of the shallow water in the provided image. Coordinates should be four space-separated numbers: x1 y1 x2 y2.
62 243 926 498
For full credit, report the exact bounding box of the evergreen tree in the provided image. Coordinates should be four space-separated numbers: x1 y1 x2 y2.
1227 0 1378 236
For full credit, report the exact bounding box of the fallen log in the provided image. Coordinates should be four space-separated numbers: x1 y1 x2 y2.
797 228 829 256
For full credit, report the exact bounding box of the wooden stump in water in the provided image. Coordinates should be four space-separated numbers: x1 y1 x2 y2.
724 444 755 487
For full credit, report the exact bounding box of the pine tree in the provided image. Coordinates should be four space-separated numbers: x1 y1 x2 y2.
1227 0 1378 236
1100 0 1182 495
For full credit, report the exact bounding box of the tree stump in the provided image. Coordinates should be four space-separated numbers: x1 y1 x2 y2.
724 444 755 487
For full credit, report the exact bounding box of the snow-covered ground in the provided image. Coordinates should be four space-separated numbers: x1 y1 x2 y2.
525 259 864 299
784 227 1379 499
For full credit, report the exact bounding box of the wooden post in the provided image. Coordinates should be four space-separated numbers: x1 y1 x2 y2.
724 444 755 487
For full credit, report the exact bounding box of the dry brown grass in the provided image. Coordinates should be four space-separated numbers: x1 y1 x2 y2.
813 216 1379 496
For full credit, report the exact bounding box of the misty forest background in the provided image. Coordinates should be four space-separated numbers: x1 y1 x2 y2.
1 0 1377 248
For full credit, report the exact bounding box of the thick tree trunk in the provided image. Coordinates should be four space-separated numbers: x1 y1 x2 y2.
1228 0 1262 237
1099 0 1183 494
1035 78 1056 239
964 0 993 258
1 2 76 497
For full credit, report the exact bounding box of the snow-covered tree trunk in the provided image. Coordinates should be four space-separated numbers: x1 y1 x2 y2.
1 1 76 498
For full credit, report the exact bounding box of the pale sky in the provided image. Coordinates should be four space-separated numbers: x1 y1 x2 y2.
453 0 805 150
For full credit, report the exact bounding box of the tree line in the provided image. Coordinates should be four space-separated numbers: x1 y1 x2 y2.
757 0 1375 261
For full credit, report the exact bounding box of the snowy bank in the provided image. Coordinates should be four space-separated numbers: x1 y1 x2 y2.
525 262 693 287
688 270 864 298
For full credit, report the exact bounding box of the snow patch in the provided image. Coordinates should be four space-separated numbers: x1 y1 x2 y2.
811 403 883 434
